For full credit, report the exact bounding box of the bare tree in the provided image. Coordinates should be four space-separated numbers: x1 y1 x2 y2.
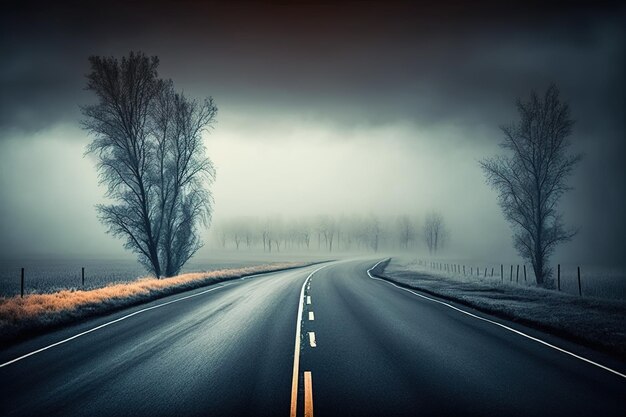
396 215 415 249
366 215 382 252
480 84 581 286
316 215 336 252
323 216 336 252
218 230 227 249
298 219 312 249
83 52 217 277
423 211 446 255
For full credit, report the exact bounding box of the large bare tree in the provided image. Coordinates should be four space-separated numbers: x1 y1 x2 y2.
480 84 581 287
423 211 446 255
82 52 217 277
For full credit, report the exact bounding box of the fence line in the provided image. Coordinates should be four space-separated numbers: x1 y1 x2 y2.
17 267 87 298
417 259 585 297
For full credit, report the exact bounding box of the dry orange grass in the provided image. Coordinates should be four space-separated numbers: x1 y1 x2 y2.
0 263 304 330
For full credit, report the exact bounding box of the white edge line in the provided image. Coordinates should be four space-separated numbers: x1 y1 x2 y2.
0 269 298 369
290 263 329 417
367 259 626 381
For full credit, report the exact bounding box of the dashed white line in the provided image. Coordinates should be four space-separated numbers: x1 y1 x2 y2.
308 311 315 321
308 332 317 347
367 259 626 381
306 295 312 305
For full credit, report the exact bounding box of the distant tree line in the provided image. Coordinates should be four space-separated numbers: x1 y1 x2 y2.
212 212 448 254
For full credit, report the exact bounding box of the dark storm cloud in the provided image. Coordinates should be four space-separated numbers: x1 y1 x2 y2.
1 1 623 137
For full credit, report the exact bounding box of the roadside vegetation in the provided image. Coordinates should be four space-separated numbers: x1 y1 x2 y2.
0 262 313 346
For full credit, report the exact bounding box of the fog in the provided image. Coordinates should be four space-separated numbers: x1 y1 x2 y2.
0 1 624 266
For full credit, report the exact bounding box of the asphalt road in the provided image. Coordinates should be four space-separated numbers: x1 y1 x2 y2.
0 260 624 417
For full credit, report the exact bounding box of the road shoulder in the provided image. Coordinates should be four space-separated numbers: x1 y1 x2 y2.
371 258 626 362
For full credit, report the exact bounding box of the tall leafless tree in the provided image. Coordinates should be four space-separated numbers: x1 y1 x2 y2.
316 215 336 252
396 215 415 249
480 84 581 287
82 52 217 277
366 215 382 253
423 211 446 255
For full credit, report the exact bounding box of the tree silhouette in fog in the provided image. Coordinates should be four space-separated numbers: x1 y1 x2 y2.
480 84 581 287
423 211 446 255
82 52 217 277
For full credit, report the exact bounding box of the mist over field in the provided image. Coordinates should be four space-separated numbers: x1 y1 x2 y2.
0 1 624 268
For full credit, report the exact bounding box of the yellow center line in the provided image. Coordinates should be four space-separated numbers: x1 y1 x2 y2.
290 264 329 417
304 371 314 417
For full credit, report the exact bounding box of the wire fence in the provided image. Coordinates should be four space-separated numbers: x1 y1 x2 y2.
409 259 626 300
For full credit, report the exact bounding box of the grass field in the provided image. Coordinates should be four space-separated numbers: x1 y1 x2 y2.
0 252 332 297
397 257 626 301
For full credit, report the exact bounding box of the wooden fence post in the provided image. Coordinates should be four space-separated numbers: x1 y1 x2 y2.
21 267 24 298
491 267 494 277
500 264 503 283
484 267 487 277
82 267 85 287
463 265 466 275
510 265 513 282
524 265 527 282
577 266 582 296
516 265 519 283
557 264 561 291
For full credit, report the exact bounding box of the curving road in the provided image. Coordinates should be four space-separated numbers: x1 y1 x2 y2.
0 260 624 416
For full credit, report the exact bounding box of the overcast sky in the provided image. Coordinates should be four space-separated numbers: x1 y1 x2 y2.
0 1 624 264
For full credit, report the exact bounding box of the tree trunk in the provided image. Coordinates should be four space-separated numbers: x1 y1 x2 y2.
533 243 544 286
